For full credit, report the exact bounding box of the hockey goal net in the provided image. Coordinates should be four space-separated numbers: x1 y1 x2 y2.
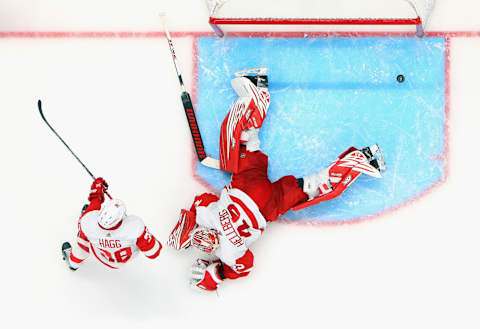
207 0 436 37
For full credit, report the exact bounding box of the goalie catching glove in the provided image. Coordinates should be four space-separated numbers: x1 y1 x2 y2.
168 198 221 254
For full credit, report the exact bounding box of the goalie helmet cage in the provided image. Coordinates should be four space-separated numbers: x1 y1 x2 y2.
206 0 436 37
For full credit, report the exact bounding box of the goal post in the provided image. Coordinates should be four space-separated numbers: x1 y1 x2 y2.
206 0 436 37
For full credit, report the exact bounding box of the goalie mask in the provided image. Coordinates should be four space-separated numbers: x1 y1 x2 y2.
191 227 220 254
97 199 126 229
168 209 219 254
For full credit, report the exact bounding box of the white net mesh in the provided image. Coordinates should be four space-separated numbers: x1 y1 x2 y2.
207 0 436 29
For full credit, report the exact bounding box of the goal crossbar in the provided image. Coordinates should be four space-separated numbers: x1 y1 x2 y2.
209 16 424 37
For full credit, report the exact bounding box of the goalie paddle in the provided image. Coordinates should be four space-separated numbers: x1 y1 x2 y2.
160 13 220 170
37 100 111 199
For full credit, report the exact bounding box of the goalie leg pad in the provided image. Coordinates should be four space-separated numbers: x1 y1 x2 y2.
230 77 270 129
293 146 384 211
220 78 271 173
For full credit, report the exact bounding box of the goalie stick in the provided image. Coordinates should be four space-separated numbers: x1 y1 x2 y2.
37 100 111 198
160 14 220 170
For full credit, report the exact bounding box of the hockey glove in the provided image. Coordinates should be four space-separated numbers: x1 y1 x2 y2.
88 177 108 201
190 259 224 291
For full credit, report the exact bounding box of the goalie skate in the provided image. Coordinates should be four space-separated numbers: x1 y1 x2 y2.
234 67 268 89
220 71 270 173
361 144 386 171
234 66 267 77
293 145 385 211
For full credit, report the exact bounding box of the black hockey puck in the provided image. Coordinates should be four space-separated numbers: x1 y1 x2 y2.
396 74 405 83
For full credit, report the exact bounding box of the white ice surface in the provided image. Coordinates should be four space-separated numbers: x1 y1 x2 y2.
0 1 479 329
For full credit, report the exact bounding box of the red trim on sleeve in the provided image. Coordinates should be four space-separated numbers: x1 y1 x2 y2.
222 249 254 280
77 242 89 252
78 228 89 242
146 243 162 259
190 193 219 212
70 253 85 264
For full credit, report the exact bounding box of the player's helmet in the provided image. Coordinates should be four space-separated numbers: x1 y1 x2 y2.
191 227 219 254
98 199 126 229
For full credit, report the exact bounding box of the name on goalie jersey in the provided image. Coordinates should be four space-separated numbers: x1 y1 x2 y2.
219 209 244 247
99 239 122 248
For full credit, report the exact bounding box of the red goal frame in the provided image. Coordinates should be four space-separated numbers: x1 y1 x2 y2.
209 16 425 38
206 0 434 38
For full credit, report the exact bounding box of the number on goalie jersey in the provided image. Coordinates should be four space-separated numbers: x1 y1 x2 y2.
195 188 265 271
62 177 162 270
168 67 386 291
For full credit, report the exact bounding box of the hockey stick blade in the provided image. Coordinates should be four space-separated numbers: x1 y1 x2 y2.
200 156 220 169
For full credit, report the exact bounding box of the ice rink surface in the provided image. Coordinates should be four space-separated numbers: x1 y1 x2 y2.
196 36 445 222
0 1 479 328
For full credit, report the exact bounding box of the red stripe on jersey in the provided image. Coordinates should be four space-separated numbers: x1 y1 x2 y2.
70 253 85 264
146 243 162 259
78 242 89 252
90 244 118 269
78 228 89 242
222 249 254 279
229 195 259 230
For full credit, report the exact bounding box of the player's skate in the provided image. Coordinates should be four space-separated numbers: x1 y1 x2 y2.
61 242 78 271
220 67 270 173
294 145 385 210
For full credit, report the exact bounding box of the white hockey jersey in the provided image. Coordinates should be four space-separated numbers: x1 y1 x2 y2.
71 208 161 269
195 187 267 269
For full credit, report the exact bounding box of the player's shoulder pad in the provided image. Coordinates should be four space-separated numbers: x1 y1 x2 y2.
193 193 219 208
79 210 100 232
123 214 146 237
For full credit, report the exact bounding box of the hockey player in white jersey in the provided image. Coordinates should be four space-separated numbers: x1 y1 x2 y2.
61 178 162 270
168 67 386 291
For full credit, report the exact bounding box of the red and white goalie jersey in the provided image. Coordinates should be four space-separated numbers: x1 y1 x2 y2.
194 187 266 271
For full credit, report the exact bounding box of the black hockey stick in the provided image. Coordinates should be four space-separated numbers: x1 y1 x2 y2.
160 14 220 170
37 100 111 198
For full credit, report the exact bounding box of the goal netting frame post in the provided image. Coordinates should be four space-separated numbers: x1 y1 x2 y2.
206 0 434 38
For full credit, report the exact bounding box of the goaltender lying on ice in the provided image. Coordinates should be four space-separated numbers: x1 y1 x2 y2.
168 67 386 292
